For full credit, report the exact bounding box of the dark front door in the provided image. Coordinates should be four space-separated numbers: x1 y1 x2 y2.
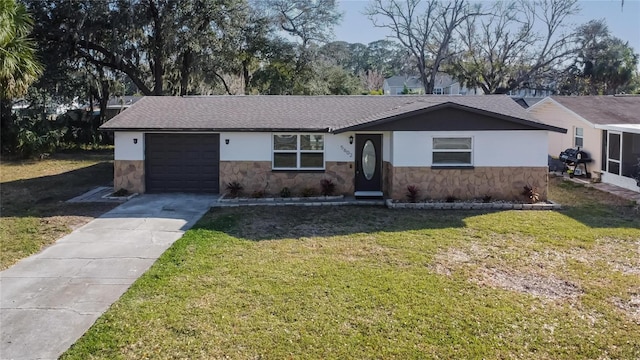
145 133 220 193
355 134 382 194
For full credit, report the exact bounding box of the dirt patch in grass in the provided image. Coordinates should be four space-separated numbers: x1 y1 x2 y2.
431 245 583 300
474 268 582 300
613 295 640 324
605 240 640 276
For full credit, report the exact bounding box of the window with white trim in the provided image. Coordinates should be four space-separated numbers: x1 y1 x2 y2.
433 87 444 95
432 137 473 166
273 134 324 170
574 127 584 148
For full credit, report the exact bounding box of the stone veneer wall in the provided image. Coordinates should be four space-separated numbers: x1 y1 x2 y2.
383 161 393 197
219 161 354 196
390 167 548 201
114 160 145 194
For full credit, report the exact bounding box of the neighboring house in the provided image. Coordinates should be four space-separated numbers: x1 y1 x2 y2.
528 96 640 192
383 74 479 95
104 96 143 120
383 76 424 95
88 96 143 120
12 97 83 119
100 95 565 201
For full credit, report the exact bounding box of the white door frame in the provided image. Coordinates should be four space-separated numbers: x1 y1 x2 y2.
605 131 622 175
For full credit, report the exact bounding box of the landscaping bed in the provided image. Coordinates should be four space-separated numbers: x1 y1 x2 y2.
219 194 344 203
386 199 560 210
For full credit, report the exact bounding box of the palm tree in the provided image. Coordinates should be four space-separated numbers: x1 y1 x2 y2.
0 0 42 109
0 0 42 148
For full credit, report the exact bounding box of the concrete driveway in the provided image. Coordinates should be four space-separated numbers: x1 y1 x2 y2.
1 194 216 360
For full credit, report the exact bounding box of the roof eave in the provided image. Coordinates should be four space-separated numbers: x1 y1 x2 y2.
99 127 332 133
334 102 568 134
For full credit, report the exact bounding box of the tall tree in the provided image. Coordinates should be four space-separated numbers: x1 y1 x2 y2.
318 41 353 69
366 0 483 94
366 39 408 77
450 0 580 94
268 0 341 48
1 0 43 146
266 0 342 94
319 41 371 75
25 0 248 97
250 38 299 95
0 0 42 100
559 19 639 95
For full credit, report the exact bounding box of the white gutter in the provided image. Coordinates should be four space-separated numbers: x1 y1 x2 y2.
595 124 640 135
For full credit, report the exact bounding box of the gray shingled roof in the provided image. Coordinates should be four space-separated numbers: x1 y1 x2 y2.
550 96 640 125
99 95 557 132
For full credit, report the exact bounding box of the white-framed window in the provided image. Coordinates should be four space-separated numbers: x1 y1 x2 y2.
574 127 584 148
433 87 443 95
273 134 325 170
432 137 473 166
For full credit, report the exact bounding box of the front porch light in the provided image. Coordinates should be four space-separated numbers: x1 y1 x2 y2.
349 135 354 144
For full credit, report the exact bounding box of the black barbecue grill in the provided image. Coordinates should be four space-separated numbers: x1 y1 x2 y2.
559 147 593 178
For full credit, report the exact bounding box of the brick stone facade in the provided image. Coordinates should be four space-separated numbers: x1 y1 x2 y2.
219 161 354 196
116 158 547 201
388 166 548 201
114 160 145 193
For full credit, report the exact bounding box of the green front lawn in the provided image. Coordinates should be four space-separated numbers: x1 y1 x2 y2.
63 178 640 359
0 150 116 269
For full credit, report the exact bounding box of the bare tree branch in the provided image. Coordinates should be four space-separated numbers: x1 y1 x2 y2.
366 0 484 94
451 0 580 94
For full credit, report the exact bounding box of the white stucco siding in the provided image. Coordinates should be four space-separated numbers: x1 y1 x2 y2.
391 131 549 167
528 99 602 171
475 131 548 166
325 133 354 162
114 131 144 160
392 132 430 166
220 132 271 161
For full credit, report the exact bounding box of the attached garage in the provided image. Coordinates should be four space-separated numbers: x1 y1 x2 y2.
145 134 220 193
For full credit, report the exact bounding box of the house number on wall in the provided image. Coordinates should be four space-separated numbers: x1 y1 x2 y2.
340 145 353 158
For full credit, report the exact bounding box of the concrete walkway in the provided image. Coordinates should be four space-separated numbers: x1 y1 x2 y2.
0 194 216 360
592 182 640 204
565 176 640 204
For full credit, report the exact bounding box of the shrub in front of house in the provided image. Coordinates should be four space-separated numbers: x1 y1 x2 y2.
406 185 420 203
320 179 336 196
226 181 243 197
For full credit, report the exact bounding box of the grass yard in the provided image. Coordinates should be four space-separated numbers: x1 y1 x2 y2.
0 150 117 269
63 177 640 359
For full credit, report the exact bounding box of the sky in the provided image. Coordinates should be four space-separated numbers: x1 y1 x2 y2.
334 0 640 53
